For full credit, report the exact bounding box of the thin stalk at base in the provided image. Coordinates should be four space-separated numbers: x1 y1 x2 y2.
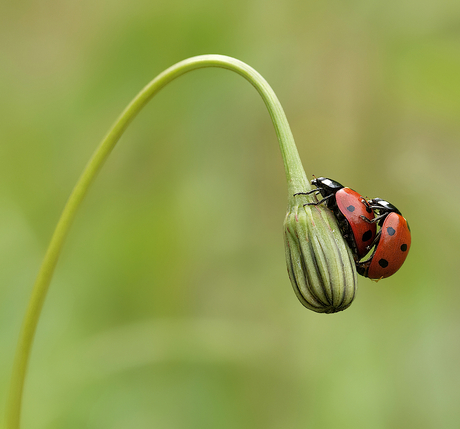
6 54 308 428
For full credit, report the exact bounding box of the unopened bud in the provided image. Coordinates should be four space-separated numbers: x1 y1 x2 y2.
284 196 358 313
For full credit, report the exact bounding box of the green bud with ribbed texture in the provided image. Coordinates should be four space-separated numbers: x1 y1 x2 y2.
284 193 358 313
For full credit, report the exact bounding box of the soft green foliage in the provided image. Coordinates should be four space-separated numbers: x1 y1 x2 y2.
1 1 460 428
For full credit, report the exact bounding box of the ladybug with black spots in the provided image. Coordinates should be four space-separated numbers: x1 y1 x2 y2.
297 177 376 261
356 198 411 279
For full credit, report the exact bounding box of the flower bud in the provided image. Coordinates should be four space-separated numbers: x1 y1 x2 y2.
284 197 358 313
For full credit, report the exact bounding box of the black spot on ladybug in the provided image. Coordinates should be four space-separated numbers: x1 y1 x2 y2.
378 259 389 268
347 205 355 212
401 244 407 252
387 227 396 236
362 230 373 242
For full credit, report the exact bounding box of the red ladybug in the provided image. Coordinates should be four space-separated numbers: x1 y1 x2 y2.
297 177 376 261
356 198 411 279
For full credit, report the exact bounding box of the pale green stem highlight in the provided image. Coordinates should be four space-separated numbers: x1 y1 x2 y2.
6 54 309 428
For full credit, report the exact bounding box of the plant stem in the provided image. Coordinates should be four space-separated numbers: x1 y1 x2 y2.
5 54 309 428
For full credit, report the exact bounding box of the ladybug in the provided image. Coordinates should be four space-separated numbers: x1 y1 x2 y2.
356 198 411 279
296 177 376 261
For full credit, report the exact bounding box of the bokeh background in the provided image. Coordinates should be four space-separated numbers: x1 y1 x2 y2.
1 0 459 428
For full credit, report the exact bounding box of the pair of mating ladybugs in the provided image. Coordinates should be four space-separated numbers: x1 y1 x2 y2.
298 177 411 280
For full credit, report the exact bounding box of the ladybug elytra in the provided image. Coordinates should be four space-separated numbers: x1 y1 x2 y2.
356 198 411 279
296 177 376 261
296 178 411 280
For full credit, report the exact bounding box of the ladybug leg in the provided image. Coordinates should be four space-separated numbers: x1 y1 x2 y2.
359 213 387 224
357 250 375 266
357 230 382 270
294 189 318 197
362 198 372 209
372 213 388 222
360 215 377 224
304 194 334 206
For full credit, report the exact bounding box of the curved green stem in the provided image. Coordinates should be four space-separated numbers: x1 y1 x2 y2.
5 54 308 428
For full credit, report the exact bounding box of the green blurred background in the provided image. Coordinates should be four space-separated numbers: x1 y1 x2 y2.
1 0 459 428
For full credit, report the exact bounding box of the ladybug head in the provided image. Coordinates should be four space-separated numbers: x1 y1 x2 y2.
368 198 401 215
311 177 344 193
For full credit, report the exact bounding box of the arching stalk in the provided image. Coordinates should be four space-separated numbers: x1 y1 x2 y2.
6 54 310 428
